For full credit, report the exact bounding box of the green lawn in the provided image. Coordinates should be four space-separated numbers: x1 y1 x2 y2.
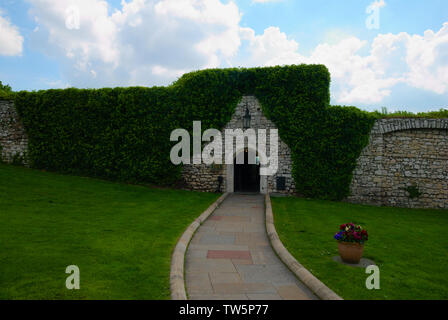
0 164 219 299
271 196 448 300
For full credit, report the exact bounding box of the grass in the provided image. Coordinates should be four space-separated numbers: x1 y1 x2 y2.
0 163 219 299
271 196 448 300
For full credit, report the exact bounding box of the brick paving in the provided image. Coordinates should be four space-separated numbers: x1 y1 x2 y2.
185 193 317 300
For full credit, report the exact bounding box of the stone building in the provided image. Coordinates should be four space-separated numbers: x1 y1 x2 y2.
182 96 295 195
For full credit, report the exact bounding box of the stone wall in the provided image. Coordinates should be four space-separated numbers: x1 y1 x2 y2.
182 96 295 194
348 118 448 209
181 163 224 193
0 99 28 164
2 97 447 208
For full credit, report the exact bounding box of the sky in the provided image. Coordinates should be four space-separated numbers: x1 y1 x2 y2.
0 0 447 112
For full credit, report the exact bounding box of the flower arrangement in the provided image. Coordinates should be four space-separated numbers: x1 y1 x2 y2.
334 223 368 244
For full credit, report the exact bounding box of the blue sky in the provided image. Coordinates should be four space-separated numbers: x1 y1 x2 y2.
0 0 447 112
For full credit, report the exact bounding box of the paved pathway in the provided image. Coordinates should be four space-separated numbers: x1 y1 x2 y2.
185 193 317 300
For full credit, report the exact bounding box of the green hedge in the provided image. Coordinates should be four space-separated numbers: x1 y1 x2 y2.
0 81 14 100
12 65 375 200
371 108 448 118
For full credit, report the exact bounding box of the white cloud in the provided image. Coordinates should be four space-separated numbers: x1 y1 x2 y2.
404 23 448 94
29 0 119 73
28 0 242 87
369 0 386 9
27 0 448 107
0 10 24 56
151 65 186 78
240 23 448 104
241 26 301 66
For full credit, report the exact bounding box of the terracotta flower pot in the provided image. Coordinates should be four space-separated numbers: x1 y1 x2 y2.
338 241 364 264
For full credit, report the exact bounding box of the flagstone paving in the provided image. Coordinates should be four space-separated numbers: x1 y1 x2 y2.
185 193 317 300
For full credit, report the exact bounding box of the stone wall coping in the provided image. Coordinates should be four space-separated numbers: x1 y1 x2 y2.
373 118 448 134
170 192 229 300
265 193 343 300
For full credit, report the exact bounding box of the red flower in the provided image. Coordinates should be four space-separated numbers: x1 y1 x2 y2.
335 223 368 244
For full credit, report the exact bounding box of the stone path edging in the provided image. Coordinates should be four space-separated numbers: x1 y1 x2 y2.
265 193 343 300
170 192 229 300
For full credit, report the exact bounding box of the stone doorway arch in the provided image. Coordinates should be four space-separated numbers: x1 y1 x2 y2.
226 147 267 194
182 96 294 195
234 148 260 192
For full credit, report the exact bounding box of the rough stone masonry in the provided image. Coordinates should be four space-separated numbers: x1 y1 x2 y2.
0 99 28 164
348 118 448 209
181 96 295 195
0 98 447 209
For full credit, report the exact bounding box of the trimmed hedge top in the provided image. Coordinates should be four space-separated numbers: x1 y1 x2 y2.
12 65 376 200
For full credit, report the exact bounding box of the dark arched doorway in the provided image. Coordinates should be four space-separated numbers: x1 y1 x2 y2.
234 149 260 193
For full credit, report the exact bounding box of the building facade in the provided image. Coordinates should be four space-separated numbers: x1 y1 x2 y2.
181 96 295 195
